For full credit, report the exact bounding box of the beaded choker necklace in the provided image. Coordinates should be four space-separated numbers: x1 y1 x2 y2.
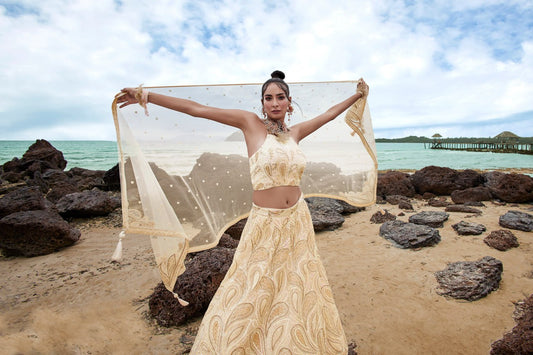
263 118 289 136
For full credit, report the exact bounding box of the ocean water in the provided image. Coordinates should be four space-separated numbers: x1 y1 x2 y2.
377 143 532 172
0 140 531 173
0 141 119 171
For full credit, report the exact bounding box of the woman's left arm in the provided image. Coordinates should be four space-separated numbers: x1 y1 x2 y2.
291 79 368 142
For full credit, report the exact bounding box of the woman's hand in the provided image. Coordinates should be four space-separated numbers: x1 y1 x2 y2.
117 87 140 108
356 78 369 98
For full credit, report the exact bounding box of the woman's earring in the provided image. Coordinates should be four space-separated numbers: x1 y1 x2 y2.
288 105 293 124
262 109 267 119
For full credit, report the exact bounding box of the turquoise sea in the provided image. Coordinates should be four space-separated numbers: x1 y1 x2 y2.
0 140 531 173
0 141 118 171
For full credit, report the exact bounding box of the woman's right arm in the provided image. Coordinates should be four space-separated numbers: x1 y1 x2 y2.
118 88 258 131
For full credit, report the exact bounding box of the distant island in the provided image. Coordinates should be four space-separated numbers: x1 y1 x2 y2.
376 136 432 143
376 135 533 144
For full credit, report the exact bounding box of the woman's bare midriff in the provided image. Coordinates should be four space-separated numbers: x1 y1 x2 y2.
252 186 302 209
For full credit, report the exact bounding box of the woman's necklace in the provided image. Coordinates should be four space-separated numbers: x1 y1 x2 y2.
263 118 289 136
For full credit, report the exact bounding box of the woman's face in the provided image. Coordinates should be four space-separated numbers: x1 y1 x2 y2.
262 83 291 120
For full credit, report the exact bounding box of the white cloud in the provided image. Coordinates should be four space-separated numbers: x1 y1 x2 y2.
1 0 532 140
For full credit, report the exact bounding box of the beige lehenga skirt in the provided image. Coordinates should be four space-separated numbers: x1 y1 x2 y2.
191 196 348 354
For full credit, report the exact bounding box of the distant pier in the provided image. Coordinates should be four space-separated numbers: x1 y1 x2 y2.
428 141 533 155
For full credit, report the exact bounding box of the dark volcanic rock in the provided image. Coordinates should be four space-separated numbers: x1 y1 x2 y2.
56 188 120 218
377 171 415 198
217 233 239 249
484 230 519 251
305 197 345 231
385 195 410 205
68 167 106 191
484 171 533 203
148 247 235 327
434 256 503 301
398 200 414 210
0 210 80 256
499 210 533 232
451 186 492 204
21 140 67 170
28 170 49 193
427 198 451 207
0 170 24 183
348 342 358 355
1 140 67 182
451 221 486 235
42 170 80 203
370 210 396 224
103 164 121 191
490 294 533 355
0 182 26 195
410 166 484 196
335 199 365 214
189 234 240 258
422 192 437 200
309 208 345 231
455 169 485 189
379 220 441 249
306 197 343 213
464 201 485 207
408 211 449 228
224 218 248 240
0 186 48 218
445 205 482 214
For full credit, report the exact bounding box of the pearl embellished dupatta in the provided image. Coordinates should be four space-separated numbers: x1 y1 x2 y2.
111 81 377 304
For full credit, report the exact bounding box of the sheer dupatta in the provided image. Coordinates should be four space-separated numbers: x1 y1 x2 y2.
111 81 377 304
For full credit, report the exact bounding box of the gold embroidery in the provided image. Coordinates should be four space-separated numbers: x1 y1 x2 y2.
345 96 366 136
190 198 347 354
249 134 306 191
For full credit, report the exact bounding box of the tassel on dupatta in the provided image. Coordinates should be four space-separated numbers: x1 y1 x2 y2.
111 230 126 262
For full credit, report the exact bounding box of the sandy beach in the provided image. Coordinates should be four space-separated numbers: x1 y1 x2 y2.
1 198 532 354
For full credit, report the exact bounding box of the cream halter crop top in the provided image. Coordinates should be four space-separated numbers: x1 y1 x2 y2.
249 134 306 190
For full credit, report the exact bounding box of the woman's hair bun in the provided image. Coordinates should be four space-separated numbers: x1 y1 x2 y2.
271 70 285 80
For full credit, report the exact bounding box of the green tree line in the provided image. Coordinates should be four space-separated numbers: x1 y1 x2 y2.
376 135 533 143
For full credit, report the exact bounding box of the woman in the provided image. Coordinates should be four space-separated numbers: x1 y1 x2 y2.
118 71 369 354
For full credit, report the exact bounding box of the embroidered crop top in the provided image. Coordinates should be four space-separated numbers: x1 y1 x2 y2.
249 134 306 190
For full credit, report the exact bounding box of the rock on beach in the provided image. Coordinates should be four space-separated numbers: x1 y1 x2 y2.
379 219 441 249
0 140 120 257
435 256 503 301
451 220 487 235
499 210 533 232
377 165 533 204
0 209 81 257
408 210 449 228
483 230 519 251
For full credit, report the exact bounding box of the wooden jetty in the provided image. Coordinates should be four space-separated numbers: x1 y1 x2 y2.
429 141 533 155
427 131 533 155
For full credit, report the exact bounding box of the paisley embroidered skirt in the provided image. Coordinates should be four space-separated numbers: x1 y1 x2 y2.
191 196 348 354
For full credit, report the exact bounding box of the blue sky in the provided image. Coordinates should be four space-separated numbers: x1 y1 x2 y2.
1 0 532 139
